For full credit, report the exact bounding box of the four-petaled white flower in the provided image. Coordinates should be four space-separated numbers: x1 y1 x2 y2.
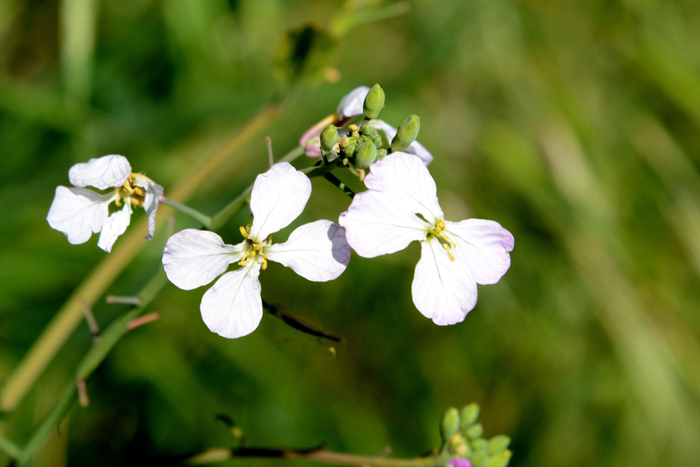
339 152 514 325
162 162 351 339
300 86 434 165
47 154 164 252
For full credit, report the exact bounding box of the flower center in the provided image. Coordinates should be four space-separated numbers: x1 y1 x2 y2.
114 173 150 208
427 219 457 262
238 226 271 270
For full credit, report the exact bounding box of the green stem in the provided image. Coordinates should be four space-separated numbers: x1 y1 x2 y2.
185 446 438 467
323 172 355 199
0 433 23 459
160 197 212 228
17 272 168 465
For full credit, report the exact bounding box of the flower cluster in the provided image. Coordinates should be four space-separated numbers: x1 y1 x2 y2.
162 162 350 338
47 154 163 252
48 84 513 339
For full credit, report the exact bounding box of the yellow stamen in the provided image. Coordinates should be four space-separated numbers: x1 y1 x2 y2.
348 124 359 132
239 226 249 238
441 232 457 248
443 243 455 262
238 255 251 267
261 257 268 270
115 197 122 207
131 198 143 208
133 186 147 198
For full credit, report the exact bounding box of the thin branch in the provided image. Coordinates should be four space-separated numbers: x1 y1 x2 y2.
267 136 274 167
160 197 213 228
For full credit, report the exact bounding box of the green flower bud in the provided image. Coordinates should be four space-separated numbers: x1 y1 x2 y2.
470 451 489 467
471 439 488 453
355 141 378 169
376 149 388 161
360 122 374 136
343 137 358 157
440 407 461 442
486 450 512 467
363 83 385 119
371 132 383 148
466 423 483 440
320 125 338 152
391 114 421 152
487 436 510 455
460 403 480 430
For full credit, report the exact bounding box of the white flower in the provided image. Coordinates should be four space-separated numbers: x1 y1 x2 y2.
162 162 351 339
339 152 513 325
47 154 164 252
337 85 371 120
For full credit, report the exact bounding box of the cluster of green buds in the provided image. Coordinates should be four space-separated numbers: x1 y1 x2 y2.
438 403 512 467
319 84 422 170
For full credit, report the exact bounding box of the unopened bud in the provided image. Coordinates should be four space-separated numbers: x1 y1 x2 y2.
441 407 461 442
376 149 388 161
454 441 470 456
354 141 377 169
470 451 489 467
360 122 374 136
471 439 488 452
343 138 358 156
460 403 480 430
363 83 385 119
320 125 338 152
486 450 512 467
488 436 510 455
391 114 420 152
466 423 483 440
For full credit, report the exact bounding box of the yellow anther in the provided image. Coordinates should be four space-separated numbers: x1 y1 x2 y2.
239 226 249 238
434 219 445 236
133 186 147 198
443 243 456 262
342 158 349 166
131 198 143 208
123 178 135 194
441 232 457 248
348 124 359 132
115 196 122 207
340 135 350 148
261 257 268 270
352 131 360 139
238 255 251 267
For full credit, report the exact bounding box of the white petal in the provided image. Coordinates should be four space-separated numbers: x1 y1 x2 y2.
47 186 113 245
337 86 370 119
339 188 428 258
445 219 514 285
371 120 432 166
134 177 164 240
365 152 443 222
412 237 478 325
162 229 244 290
97 200 132 252
68 154 131 190
339 152 443 257
200 261 263 339
266 220 350 281
249 162 311 241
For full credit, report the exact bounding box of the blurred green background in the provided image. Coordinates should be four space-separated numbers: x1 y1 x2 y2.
2 0 700 466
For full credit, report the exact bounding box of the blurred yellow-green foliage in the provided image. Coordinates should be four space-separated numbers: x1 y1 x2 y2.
2 0 700 466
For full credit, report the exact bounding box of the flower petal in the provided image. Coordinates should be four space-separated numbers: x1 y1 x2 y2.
266 220 350 281
162 229 244 290
132 176 164 240
445 219 514 285
200 261 263 339
412 237 478 325
339 152 443 257
337 86 370 119
97 199 133 252
370 121 433 166
249 162 311 241
339 188 428 258
68 154 131 190
47 186 113 245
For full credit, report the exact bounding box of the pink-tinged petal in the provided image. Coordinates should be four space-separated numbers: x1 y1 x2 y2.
339 189 428 258
132 177 164 240
47 186 113 245
412 237 477 325
266 220 350 281
370 121 433 166
249 162 311 241
97 200 132 252
162 229 244 290
448 459 472 467
337 86 370 119
445 219 514 285
364 152 443 223
304 140 322 158
68 154 131 190
200 260 263 339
